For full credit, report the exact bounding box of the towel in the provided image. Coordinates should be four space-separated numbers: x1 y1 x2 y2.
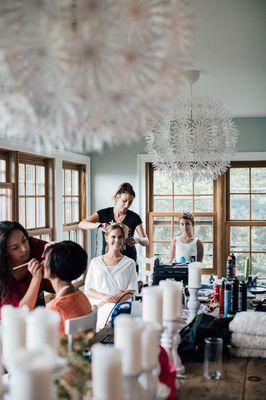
229 311 266 336
229 346 266 358
231 332 266 350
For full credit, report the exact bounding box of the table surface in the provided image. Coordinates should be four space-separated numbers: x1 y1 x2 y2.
179 357 266 400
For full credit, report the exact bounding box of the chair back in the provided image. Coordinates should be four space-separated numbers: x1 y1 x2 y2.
65 306 97 350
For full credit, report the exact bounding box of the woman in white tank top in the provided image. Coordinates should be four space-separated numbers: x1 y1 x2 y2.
169 212 204 264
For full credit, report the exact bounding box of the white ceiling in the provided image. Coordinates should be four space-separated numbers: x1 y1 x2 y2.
181 0 266 117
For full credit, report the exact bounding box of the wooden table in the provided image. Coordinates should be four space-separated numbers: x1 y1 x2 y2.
179 357 266 400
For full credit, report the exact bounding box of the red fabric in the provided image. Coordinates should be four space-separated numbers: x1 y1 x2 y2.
0 237 54 313
159 346 177 400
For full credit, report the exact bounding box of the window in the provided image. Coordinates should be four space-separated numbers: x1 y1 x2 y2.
226 162 266 277
0 152 13 220
62 162 87 247
146 164 216 272
18 155 53 240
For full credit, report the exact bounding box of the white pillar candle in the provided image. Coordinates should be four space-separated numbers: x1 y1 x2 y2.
26 307 60 354
9 348 56 400
142 286 163 326
92 343 123 400
141 321 161 371
114 315 142 376
1 305 28 371
188 262 202 288
159 280 183 320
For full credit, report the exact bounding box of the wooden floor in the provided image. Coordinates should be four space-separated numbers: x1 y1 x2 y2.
179 357 266 400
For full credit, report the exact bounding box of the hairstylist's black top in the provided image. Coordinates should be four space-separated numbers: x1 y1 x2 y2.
97 207 142 262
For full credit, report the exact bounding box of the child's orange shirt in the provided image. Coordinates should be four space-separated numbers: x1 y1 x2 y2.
48 290 92 335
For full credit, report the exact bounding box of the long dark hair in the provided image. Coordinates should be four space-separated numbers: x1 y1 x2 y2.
0 221 29 299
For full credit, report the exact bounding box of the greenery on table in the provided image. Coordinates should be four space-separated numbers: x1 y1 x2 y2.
55 332 94 400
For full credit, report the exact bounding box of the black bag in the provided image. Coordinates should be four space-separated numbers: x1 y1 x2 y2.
178 314 233 362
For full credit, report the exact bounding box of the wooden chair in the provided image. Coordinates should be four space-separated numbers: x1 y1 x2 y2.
65 306 98 351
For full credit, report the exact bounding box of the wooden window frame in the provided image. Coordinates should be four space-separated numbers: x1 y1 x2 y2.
225 161 266 276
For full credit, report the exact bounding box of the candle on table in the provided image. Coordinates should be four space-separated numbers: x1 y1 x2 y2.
159 280 183 320
92 343 123 400
141 321 161 371
188 262 202 288
26 307 60 354
1 305 28 371
142 286 163 326
9 348 56 400
114 315 142 376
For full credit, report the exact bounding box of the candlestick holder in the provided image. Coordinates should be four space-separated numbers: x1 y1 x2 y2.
160 318 185 378
123 374 149 400
187 286 201 324
139 367 158 399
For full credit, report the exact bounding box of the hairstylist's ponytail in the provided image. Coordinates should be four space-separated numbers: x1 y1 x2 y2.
113 182 135 199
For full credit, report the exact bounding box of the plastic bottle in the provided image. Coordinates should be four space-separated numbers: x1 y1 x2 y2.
219 279 225 315
231 277 239 313
224 282 232 316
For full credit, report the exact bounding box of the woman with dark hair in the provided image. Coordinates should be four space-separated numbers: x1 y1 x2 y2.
79 182 149 264
84 223 138 306
169 212 204 264
0 220 53 312
44 241 92 335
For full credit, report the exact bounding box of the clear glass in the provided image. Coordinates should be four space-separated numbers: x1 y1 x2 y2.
204 337 223 380
230 194 250 219
251 168 266 193
230 168 249 193
154 172 173 194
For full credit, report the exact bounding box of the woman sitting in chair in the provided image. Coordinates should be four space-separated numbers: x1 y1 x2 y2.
44 241 92 335
84 223 138 307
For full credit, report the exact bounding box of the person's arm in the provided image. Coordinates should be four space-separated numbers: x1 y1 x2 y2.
79 212 108 231
113 290 135 302
86 288 117 303
19 259 43 310
169 238 176 264
126 224 149 247
197 240 204 262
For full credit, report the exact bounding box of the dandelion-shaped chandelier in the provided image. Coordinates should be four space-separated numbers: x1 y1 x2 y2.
0 0 191 152
146 71 239 182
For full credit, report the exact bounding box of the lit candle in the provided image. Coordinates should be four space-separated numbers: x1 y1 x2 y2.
1 305 28 371
92 343 123 400
142 286 163 326
188 262 202 288
159 280 183 320
26 307 60 354
141 321 161 371
114 315 142 376
9 348 56 400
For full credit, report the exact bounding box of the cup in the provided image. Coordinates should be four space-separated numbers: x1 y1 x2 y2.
204 337 223 380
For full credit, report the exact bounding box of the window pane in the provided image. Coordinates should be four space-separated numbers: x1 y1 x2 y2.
26 198 35 229
154 197 173 212
65 170 71 195
174 224 181 237
194 224 213 241
0 188 12 220
204 242 213 257
36 166 45 195
70 230 78 242
26 165 35 195
251 253 266 277
252 226 266 252
251 168 266 193
19 198 25 226
230 195 249 219
174 182 193 195
72 171 79 196
65 197 71 223
154 172 172 194
230 226 249 252
251 195 266 220
36 198 45 227
194 196 213 212
41 234 50 241
230 168 249 193
19 164 25 195
0 160 6 182
153 242 170 263
62 170 65 196
174 197 192 213
154 224 171 241
62 230 69 240
72 198 79 222
194 180 213 194
204 255 213 269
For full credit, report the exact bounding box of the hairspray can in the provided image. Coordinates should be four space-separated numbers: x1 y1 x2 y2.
219 279 225 315
231 277 239 313
226 256 233 280
224 282 232 316
240 281 247 311
231 253 236 277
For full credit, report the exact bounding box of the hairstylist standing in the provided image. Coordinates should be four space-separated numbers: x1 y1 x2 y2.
79 182 149 264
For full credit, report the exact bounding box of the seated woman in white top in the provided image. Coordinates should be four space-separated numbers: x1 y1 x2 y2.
84 223 138 307
169 212 204 264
